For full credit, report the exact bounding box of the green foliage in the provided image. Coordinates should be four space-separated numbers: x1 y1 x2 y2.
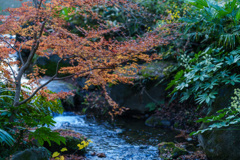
29 127 65 146
168 47 240 105
0 82 65 152
190 88 240 135
165 0 240 133
145 102 157 112
182 0 240 49
138 0 185 16
0 129 15 146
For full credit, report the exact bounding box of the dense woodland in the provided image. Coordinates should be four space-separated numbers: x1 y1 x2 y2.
0 0 240 159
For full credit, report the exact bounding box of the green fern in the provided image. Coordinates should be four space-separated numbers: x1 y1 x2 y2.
0 129 14 146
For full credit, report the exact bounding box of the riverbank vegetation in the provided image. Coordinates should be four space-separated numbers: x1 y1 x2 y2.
0 0 239 159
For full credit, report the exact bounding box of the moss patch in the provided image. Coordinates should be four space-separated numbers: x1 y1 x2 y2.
158 142 188 159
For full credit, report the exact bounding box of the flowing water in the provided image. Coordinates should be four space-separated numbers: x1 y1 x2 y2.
52 112 180 160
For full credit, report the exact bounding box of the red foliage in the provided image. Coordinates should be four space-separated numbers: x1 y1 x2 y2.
0 0 177 115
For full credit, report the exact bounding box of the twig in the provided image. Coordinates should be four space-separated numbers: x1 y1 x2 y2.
1 60 16 80
18 58 63 105
18 43 25 65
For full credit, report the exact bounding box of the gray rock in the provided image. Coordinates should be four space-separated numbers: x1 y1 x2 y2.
76 77 95 90
40 77 75 93
145 115 173 128
36 54 71 76
198 84 240 160
158 142 188 159
108 61 173 114
36 56 48 66
12 147 50 160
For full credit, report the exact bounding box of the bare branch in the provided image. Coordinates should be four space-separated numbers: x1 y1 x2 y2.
18 43 25 65
38 20 47 39
0 36 25 65
1 60 16 80
38 0 43 9
18 58 63 105
53 74 75 80
18 65 113 105
0 37 18 52
32 0 38 8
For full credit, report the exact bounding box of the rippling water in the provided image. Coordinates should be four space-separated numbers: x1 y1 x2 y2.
52 112 179 160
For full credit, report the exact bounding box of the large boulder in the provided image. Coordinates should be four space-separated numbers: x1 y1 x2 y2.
12 147 50 160
145 115 174 128
36 54 71 76
108 61 172 114
198 84 240 160
39 77 82 111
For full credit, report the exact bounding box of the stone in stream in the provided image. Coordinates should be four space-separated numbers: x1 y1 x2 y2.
158 142 188 159
145 115 174 128
97 153 106 158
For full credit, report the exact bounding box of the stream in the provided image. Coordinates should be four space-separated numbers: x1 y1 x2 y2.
51 112 179 160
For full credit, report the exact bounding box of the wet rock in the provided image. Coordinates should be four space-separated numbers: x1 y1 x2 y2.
97 153 106 158
12 147 50 160
109 62 173 114
198 84 240 160
36 54 71 76
75 77 97 90
139 145 148 149
145 115 173 128
183 143 197 152
158 142 188 159
39 77 83 111
186 137 193 142
40 77 75 93
115 129 124 134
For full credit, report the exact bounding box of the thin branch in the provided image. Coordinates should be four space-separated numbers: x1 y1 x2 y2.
1 60 16 80
53 74 75 80
53 67 113 80
18 43 25 65
0 37 18 52
142 87 159 104
0 36 25 65
38 0 43 9
18 65 114 105
32 0 38 8
38 20 47 38
18 58 63 105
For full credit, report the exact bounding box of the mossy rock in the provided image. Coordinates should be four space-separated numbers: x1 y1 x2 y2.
145 115 173 128
44 129 87 155
158 142 188 159
12 147 50 160
36 54 71 77
198 84 240 160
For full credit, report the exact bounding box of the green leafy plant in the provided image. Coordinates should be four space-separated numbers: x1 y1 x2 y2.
0 129 15 146
0 82 65 151
168 47 240 105
145 102 157 112
182 0 240 49
190 88 240 135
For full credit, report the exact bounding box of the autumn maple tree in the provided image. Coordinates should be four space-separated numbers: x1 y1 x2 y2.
0 0 175 114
